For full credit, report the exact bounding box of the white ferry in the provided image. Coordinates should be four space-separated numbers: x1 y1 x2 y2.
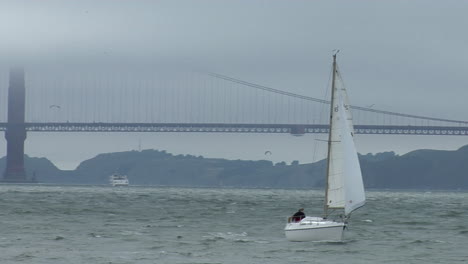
109 174 129 187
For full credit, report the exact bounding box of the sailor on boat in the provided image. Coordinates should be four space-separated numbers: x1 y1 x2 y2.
290 208 306 222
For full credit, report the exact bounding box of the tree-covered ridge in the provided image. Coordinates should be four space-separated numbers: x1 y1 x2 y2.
1 146 467 189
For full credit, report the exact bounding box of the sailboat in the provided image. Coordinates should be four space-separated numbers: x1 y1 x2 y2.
284 53 366 242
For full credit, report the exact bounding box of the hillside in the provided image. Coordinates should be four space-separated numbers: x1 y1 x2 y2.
1 146 467 189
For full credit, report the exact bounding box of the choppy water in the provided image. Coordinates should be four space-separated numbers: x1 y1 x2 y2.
0 185 466 264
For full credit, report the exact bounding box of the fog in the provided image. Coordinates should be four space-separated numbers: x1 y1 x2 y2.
1 0 467 169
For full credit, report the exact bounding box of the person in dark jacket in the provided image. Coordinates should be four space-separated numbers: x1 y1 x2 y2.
291 208 305 222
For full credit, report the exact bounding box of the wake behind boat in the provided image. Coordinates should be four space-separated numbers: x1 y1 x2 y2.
284 52 366 242
109 174 129 187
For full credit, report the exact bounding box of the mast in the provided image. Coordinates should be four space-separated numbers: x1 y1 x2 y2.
324 53 338 217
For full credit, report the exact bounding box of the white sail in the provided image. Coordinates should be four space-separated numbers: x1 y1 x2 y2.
326 66 365 215
335 69 354 133
339 99 366 215
325 67 346 210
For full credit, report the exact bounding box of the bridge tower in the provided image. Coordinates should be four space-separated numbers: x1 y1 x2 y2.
2 68 28 182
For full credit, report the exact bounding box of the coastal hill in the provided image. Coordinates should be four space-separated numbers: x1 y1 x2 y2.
1 146 468 189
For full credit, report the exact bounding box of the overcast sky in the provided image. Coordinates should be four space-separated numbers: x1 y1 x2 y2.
1 0 468 169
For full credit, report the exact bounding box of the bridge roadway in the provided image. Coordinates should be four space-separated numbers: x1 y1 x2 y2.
1 122 468 136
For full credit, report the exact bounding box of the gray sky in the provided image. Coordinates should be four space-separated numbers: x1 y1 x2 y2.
1 0 468 169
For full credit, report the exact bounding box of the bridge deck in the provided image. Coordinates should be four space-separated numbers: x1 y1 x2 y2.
1 123 467 136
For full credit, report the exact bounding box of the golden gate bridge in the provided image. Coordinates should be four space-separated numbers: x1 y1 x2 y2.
1 67 468 182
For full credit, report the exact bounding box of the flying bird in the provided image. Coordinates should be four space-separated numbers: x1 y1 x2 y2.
49 105 61 109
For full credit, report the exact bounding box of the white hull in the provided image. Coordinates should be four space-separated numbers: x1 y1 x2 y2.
111 181 129 187
284 217 345 242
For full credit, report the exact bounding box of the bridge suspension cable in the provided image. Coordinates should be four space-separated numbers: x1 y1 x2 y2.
205 72 468 125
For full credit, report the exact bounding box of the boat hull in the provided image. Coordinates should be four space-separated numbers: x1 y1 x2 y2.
109 174 129 187
111 182 129 187
284 217 345 242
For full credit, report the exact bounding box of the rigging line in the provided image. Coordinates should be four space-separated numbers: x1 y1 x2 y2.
204 71 468 125
312 63 334 164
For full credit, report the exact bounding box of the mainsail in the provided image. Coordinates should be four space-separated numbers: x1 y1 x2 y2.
325 60 365 216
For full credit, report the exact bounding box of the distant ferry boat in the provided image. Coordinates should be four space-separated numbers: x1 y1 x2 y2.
109 174 129 187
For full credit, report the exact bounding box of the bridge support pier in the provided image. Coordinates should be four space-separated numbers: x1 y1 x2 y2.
2 68 29 182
